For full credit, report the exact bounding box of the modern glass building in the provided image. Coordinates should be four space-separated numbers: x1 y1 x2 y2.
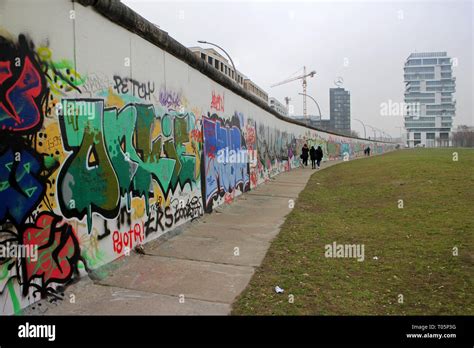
329 88 351 136
404 52 456 147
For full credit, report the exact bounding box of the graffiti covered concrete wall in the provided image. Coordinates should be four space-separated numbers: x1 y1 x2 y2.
0 0 395 314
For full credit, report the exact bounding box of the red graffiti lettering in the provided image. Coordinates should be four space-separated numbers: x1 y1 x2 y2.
112 223 144 254
210 91 224 112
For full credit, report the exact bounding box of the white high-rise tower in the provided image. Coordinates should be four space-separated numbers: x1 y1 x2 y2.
404 52 456 147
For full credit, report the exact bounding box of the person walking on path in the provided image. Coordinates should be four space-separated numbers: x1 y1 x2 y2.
309 146 317 169
315 145 324 169
301 144 309 167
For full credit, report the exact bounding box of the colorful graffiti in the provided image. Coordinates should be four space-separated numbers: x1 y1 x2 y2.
202 113 250 212
0 35 47 133
21 212 82 297
57 100 200 232
256 124 298 182
210 91 224 112
0 34 84 313
0 33 205 314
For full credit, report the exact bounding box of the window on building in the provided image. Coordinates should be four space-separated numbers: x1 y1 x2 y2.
215 59 219 69
201 53 206 60
426 133 435 140
422 58 438 65
208 56 213 64
414 133 421 140
405 66 435 73
440 133 449 140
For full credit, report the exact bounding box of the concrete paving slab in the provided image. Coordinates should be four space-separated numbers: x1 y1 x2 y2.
195 208 286 227
145 233 271 266
163 222 281 243
98 255 254 304
25 279 229 315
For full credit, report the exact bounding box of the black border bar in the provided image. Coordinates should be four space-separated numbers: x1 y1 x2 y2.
0 315 472 345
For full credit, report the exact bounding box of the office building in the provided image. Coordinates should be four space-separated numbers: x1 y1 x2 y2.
329 88 351 135
404 52 456 147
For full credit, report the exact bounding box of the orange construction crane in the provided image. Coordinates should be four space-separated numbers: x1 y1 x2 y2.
271 66 316 120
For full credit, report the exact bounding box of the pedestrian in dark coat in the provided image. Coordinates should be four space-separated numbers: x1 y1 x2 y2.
309 146 317 169
301 144 309 167
315 146 323 168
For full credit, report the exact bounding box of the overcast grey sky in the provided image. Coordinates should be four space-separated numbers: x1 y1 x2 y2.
122 0 473 137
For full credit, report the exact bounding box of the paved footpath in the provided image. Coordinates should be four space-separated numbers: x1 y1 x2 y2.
25 160 344 315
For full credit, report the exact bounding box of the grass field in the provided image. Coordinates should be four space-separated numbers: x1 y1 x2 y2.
232 148 473 315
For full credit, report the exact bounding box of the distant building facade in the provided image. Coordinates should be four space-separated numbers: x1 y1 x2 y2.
243 78 268 103
316 119 332 131
189 46 268 103
404 52 456 147
290 115 332 131
329 88 351 135
189 46 245 86
269 97 288 116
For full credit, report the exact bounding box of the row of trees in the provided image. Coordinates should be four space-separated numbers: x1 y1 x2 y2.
452 125 474 148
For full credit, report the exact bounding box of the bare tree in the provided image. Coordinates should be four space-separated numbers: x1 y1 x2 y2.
351 130 360 138
452 125 474 147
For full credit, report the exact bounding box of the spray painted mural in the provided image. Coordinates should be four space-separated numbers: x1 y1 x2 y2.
0 33 205 314
0 25 394 314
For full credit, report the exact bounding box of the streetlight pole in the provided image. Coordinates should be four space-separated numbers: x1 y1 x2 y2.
396 126 403 139
377 128 388 142
375 128 385 141
377 129 391 142
198 40 238 83
379 129 392 141
354 118 367 139
299 92 322 120
367 125 378 141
